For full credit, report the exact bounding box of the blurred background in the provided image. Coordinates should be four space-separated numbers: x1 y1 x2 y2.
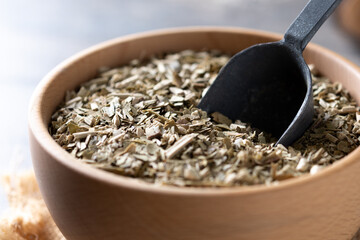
0 0 359 211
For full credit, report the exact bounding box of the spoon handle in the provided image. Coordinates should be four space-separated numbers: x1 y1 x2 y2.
283 0 343 51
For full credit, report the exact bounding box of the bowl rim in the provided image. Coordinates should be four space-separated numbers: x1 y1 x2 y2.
29 26 360 196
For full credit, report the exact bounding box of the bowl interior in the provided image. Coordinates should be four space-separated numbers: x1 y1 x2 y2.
30 27 360 194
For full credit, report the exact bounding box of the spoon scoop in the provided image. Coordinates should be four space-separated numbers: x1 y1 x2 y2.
198 0 342 146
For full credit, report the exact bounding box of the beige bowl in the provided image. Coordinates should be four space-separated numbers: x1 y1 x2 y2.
29 27 360 240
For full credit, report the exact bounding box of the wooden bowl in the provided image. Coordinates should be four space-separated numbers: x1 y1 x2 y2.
29 27 360 240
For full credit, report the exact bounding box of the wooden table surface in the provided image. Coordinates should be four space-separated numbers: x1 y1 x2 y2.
0 0 359 224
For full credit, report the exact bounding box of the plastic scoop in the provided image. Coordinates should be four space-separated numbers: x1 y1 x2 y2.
198 0 342 146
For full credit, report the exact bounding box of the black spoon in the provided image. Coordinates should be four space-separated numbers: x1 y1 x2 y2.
198 0 343 146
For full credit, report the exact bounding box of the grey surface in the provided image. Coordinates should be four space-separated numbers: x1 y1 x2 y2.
0 0 359 213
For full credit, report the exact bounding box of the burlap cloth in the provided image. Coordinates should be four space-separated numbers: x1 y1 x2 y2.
0 171 65 240
0 171 359 240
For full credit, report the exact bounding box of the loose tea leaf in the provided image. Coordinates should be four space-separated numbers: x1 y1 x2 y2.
50 50 360 187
